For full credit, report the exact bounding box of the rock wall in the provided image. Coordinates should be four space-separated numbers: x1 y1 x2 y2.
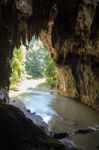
0 0 99 109
40 0 99 109
55 1 99 109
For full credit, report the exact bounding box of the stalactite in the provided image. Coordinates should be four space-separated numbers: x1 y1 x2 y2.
0 0 99 109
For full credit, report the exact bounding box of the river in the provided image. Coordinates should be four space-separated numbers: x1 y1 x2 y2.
11 84 99 150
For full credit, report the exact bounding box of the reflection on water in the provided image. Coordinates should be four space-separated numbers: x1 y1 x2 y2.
71 132 99 150
18 89 99 150
50 95 99 132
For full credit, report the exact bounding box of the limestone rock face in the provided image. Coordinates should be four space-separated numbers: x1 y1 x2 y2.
0 0 99 109
40 0 99 109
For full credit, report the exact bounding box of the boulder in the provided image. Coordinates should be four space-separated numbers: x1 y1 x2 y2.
74 128 95 134
0 104 66 150
52 132 69 139
59 139 78 150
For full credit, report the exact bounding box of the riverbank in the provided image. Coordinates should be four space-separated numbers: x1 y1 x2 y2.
9 78 99 150
9 78 58 134
9 79 80 150
9 78 46 100
9 78 51 133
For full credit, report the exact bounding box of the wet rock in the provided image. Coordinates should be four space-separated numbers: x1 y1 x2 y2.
0 104 66 150
10 100 49 135
32 112 36 115
0 88 9 104
26 109 31 113
13 99 16 102
96 144 99 149
52 132 69 139
51 133 81 149
74 128 95 134
59 139 78 150
96 125 99 130
32 114 49 133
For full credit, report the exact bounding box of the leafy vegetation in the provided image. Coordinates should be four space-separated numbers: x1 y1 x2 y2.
44 53 56 87
26 37 56 87
10 45 25 88
10 37 56 88
25 37 46 78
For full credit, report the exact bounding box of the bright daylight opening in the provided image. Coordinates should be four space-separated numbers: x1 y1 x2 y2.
9 36 56 97
9 36 57 126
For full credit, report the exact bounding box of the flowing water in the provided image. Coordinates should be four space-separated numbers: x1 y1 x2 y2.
17 88 99 150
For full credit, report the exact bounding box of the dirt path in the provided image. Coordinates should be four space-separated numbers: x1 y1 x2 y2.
9 78 46 100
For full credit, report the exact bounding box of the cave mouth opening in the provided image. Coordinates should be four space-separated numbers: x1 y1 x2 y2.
9 36 56 90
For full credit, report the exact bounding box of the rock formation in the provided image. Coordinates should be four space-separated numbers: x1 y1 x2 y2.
0 104 66 150
0 0 99 109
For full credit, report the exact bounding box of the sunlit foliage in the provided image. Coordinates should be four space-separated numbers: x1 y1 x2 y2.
10 45 25 88
44 53 56 87
10 37 56 88
26 37 56 87
26 37 46 78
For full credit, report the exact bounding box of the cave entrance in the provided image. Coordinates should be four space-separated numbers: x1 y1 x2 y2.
10 36 56 90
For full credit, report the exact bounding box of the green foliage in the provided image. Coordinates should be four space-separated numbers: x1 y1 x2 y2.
25 36 56 87
10 46 25 88
26 37 46 78
44 53 56 87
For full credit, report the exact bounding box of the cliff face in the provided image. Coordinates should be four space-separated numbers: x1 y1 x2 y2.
35 0 99 109
0 0 99 109
51 0 99 109
40 0 99 109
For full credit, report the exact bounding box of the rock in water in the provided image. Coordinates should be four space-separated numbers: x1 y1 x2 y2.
59 139 77 150
52 132 69 139
74 128 94 134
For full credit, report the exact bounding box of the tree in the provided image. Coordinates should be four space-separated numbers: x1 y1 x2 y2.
25 36 56 87
10 45 25 88
44 52 56 87
25 37 46 78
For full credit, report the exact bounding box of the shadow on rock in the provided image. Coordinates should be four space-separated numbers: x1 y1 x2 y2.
0 104 65 150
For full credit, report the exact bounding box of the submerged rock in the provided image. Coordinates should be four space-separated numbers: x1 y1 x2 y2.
59 139 78 150
74 128 95 134
50 132 81 149
52 132 69 139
